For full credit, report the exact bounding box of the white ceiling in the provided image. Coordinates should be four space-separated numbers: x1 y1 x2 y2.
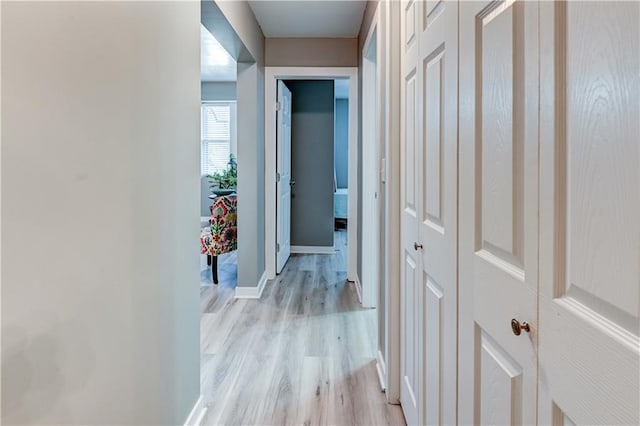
201 25 236 82
248 1 367 38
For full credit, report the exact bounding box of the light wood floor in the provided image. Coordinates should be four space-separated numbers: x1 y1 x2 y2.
200 249 237 313
200 230 406 426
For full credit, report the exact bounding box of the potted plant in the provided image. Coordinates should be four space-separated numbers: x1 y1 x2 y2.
207 154 237 196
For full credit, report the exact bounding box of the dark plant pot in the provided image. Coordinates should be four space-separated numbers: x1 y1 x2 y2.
212 188 236 196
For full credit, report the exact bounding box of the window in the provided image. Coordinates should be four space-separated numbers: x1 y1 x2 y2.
201 101 236 175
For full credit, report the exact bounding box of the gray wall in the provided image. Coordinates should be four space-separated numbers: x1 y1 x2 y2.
237 62 265 285
201 81 237 101
2 1 200 424
334 99 350 189
266 38 358 67
286 81 335 247
202 0 266 288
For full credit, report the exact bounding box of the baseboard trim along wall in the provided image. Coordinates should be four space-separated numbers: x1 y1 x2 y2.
235 271 268 299
290 245 335 254
183 395 207 426
376 350 387 391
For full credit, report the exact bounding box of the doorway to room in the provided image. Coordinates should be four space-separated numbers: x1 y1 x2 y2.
280 79 342 259
275 78 352 289
265 68 359 287
199 24 239 296
333 79 350 235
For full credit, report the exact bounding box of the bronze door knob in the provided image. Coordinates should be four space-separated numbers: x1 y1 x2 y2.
511 319 530 336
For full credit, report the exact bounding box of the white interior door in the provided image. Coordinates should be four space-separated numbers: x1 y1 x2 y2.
458 1 540 424
417 1 458 425
400 1 458 424
538 2 640 424
400 1 422 423
276 80 292 274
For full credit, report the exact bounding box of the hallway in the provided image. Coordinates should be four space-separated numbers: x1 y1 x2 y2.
200 231 405 425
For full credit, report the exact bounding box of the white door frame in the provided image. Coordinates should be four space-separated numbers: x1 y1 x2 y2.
361 12 380 309
265 67 359 283
379 0 402 404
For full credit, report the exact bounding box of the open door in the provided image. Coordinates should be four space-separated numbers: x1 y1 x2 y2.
276 80 292 273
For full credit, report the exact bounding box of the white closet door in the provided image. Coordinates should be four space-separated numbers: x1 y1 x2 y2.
400 1 422 423
458 1 539 424
538 2 640 424
400 1 458 424
416 1 458 425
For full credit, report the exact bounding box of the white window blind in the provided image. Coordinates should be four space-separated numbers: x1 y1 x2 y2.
201 102 234 175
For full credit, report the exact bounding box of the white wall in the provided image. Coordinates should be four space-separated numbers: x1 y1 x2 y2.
1 2 201 424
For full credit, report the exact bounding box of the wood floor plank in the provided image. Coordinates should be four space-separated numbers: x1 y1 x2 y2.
200 231 405 426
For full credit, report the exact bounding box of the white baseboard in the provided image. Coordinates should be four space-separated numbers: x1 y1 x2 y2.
184 395 207 426
290 245 335 255
352 275 363 304
376 350 387 391
235 271 267 299
257 271 268 297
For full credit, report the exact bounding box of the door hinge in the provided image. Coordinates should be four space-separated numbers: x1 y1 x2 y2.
276 101 281 111
277 243 280 252
276 172 281 182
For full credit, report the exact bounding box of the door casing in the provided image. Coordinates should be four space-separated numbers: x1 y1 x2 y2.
362 14 381 310
265 67 359 283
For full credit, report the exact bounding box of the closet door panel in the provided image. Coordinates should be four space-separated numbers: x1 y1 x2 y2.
400 1 423 424
417 1 458 425
401 2 458 424
458 1 539 424
539 2 640 424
